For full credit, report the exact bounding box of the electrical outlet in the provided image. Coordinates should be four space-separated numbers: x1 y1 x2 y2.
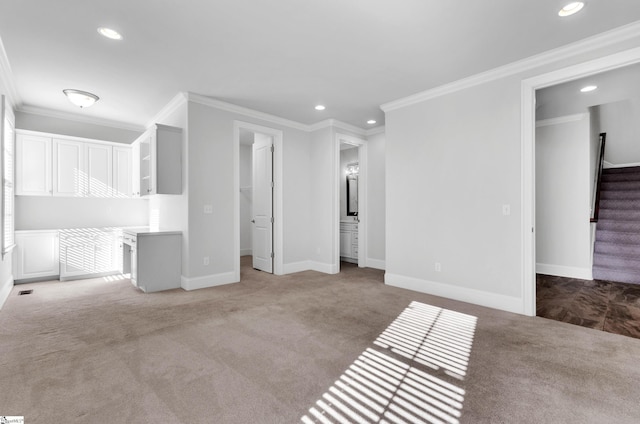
204 205 213 214
203 256 210 266
435 262 441 272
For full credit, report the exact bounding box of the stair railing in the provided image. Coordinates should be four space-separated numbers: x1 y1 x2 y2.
591 132 607 223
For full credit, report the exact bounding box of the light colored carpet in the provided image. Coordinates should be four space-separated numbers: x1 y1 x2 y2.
2 258 640 423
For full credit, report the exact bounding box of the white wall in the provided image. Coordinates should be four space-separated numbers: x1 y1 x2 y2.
0 96 14 309
600 98 640 166
309 127 335 271
340 147 358 221
366 131 386 268
535 115 592 279
239 143 252 256
15 111 141 144
383 32 640 314
16 197 148 230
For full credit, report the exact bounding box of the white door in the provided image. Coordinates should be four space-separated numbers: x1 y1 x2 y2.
53 138 84 196
252 133 273 273
86 143 113 197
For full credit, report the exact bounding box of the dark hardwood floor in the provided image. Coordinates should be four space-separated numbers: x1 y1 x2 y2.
537 274 640 339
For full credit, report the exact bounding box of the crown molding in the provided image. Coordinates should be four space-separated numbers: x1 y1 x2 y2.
381 20 640 113
309 119 368 136
18 105 145 132
0 36 21 109
366 125 385 136
186 92 310 132
146 92 188 128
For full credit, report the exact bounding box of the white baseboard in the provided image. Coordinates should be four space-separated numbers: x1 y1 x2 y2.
0 274 14 311
282 261 338 274
240 249 252 257
385 273 524 315
181 271 237 291
366 258 386 270
536 263 593 280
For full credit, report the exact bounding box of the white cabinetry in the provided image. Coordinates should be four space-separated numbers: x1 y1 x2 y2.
59 228 119 280
85 143 113 197
14 230 59 280
53 138 84 197
130 139 141 197
340 221 359 263
122 229 181 292
137 124 182 196
16 134 52 196
113 146 132 198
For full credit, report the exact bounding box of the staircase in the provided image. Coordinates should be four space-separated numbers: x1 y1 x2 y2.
593 166 640 284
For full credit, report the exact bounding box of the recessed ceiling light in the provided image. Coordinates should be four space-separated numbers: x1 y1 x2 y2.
97 27 123 40
63 89 100 108
315 105 326 111
559 2 585 17
367 119 377 125
580 85 598 93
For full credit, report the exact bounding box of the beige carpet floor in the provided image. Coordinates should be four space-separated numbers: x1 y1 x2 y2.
2 258 640 423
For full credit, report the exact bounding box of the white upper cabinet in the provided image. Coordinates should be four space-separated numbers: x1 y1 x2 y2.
113 146 132 198
137 124 182 196
131 139 141 197
16 130 134 198
53 138 84 197
16 134 52 196
85 143 113 197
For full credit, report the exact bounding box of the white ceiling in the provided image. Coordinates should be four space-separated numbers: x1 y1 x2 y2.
2 1 640 131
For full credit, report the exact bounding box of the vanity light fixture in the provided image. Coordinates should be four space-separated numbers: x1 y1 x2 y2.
558 2 584 17
580 85 598 93
367 119 377 125
314 105 326 111
63 89 100 108
97 27 123 40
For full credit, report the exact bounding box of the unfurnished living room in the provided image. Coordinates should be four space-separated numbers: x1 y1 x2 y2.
2 2 640 423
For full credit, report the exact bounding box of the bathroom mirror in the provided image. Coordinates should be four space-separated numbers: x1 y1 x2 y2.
346 163 358 216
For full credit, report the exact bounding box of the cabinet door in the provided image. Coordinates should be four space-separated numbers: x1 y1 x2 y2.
16 134 52 196
131 141 141 197
53 139 85 196
14 231 59 280
86 143 112 197
340 230 352 257
139 132 153 196
113 146 132 198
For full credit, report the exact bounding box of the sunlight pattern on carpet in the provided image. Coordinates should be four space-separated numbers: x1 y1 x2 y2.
301 302 477 424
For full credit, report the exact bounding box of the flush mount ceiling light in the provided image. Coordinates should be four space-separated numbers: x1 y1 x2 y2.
314 105 326 111
97 27 123 40
559 2 585 17
580 85 598 92
367 119 377 125
63 89 100 108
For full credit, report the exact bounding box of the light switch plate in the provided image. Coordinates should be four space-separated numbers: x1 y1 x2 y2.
204 205 213 214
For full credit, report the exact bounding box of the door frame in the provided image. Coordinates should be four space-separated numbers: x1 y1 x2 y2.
521 46 640 316
334 133 367 269
233 121 284 278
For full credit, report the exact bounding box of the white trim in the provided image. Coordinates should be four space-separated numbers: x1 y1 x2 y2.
0 274 13 311
0 38 21 108
310 119 368 136
310 261 338 274
535 113 588 127
521 46 640 318
283 261 312 274
366 258 386 270
145 92 188 128
603 161 640 169
382 21 640 112
189 92 309 132
334 133 367 272
18 105 144 132
385 273 523 315
180 271 237 291
536 263 593 280
240 249 252 257
233 120 284 277
16 128 133 147
366 126 385 137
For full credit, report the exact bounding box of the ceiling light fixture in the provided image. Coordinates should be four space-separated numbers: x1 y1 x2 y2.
63 89 100 108
314 105 326 111
367 119 377 125
580 85 598 92
558 2 585 17
97 27 123 40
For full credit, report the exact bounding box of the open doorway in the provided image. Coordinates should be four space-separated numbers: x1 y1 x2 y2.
233 121 283 280
335 133 367 271
522 48 640 337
